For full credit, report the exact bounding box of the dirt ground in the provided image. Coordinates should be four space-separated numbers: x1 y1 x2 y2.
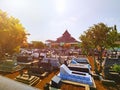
87 56 119 90
0 56 119 90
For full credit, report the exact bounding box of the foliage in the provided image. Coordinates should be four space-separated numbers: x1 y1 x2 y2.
79 23 119 72
0 10 27 57
107 25 120 50
80 31 95 55
31 41 45 49
118 33 120 41
112 64 120 73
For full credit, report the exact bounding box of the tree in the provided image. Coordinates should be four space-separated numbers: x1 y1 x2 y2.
31 41 45 49
80 33 93 55
80 29 99 73
107 25 119 50
0 10 27 58
80 23 119 73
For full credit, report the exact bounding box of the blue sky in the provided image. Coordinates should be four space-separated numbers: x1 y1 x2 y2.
0 0 120 42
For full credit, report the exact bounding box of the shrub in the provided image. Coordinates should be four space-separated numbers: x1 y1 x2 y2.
112 64 120 73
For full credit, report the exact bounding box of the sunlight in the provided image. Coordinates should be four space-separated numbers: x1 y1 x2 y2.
55 0 66 14
8 0 26 9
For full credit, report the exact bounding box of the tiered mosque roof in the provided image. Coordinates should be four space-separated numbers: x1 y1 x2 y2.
56 30 78 43
46 30 78 43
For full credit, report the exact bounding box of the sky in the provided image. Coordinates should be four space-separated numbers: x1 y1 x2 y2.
0 0 120 43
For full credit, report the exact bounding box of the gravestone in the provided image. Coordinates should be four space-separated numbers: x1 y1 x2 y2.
0 59 22 73
15 71 40 86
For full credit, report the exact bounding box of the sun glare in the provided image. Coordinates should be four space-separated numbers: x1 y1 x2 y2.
8 0 26 9
55 0 66 14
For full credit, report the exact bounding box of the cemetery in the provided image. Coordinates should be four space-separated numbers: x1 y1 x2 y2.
0 30 119 90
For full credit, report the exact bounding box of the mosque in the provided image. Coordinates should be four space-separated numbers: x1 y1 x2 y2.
46 30 79 48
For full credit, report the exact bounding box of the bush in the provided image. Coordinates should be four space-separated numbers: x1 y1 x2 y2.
112 64 120 73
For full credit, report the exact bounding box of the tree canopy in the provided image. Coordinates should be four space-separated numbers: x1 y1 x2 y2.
112 64 120 73
80 23 119 55
31 41 45 49
79 23 119 72
0 10 27 58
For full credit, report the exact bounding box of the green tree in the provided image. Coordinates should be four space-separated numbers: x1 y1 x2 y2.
80 29 99 73
31 41 45 49
80 32 93 55
107 25 119 50
0 10 27 58
112 64 120 73
80 23 119 73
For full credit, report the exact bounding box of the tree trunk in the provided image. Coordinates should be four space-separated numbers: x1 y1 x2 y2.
99 49 104 73
92 49 99 74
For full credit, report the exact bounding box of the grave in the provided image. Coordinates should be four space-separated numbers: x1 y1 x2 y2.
0 59 22 73
15 71 40 86
17 55 33 63
51 75 62 88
